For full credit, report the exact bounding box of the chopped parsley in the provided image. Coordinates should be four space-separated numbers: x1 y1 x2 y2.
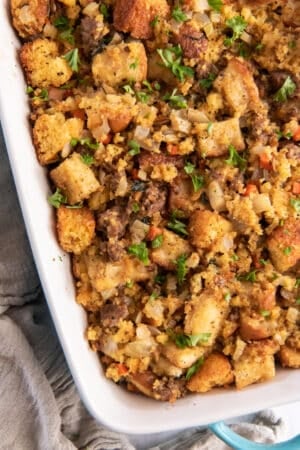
125 280 134 288
150 15 159 27
142 80 153 92
99 4 110 19
231 253 239 261
199 73 216 89
224 16 247 47
154 273 166 285
172 6 188 22
296 278 300 288
127 242 149 265
273 76 296 102
176 254 188 285
167 218 188 236
237 270 257 283
186 357 204 380
184 162 204 191
224 292 231 301
157 45 194 82
255 43 264 51
151 234 163 249
275 130 292 140
154 81 161 91
26 86 34 94
59 28 75 45
288 40 296 49
172 333 211 349
225 145 247 170
63 48 80 72
53 16 69 29
184 162 195 174
81 154 94 165
122 84 135 95
259 259 268 266
260 310 271 317
70 137 99 150
290 198 300 213
163 89 187 109
149 292 159 301
48 188 67 208
136 91 150 103
132 202 140 213
129 59 139 69
208 0 223 12
128 140 141 156
283 246 292 256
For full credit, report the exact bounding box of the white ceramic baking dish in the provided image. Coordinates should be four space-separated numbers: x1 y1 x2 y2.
1 0 300 437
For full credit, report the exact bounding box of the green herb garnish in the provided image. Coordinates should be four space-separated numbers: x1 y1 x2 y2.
167 218 188 236
70 137 99 150
136 91 150 103
173 333 211 349
225 144 247 169
48 188 67 208
132 202 140 213
122 84 135 95
290 198 300 213
208 0 223 12
157 45 194 82
199 73 216 89
151 235 163 249
176 254 188 285
260 310 271 317
127 242 149 265
81 154 94 166
224 16 247 47
163 88 187 109
283 246 292 256
237 270 257 283
186 357 204 380
273 76 296 102
63 48 80 72
172 6 188 22
128 140 141 156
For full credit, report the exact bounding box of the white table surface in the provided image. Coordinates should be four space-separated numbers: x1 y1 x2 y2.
128 401 300 449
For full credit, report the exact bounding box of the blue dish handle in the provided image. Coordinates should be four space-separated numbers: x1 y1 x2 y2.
209 421 300 450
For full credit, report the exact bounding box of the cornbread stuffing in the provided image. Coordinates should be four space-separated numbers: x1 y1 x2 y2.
11 0 300 402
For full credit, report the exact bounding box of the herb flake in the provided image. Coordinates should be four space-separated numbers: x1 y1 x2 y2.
273 76 296 102
186 357 204 380
127 242 149 265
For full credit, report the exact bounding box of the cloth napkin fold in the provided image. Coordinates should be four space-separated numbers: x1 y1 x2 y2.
0 128 286 450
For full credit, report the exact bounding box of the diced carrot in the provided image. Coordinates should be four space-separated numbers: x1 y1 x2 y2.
147 226 162 241
293 126 300 142
101 133 112 145
71 108 85 121
292 182 300 194
243 183 258 196
131 168 139 180
259 153 272 170
117 363 128 376
167 143 179 155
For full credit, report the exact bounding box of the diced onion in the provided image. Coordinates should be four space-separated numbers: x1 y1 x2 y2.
241 31 252 44
61 142 72 159
251 193 271 213
192 0 210 13
130 220 150 243
188 108 210 123
207 180 226 211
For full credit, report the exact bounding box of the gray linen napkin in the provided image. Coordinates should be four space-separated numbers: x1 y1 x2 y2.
0 127 286 450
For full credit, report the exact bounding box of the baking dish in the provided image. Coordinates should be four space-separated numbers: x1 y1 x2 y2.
1 0 300 440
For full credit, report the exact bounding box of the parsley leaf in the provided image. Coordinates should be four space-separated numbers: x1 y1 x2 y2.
70 137 99 150
129 59 139 69
151 235 163 249
199 73 216 89
53 16 69 30
128 140 141 156
225 144 247 169
296 278 300 288
173 333 211 348
136 91 150 103
224 16 247 47
283 246 292 256
63 48 80 72
150 15 159 27
176 254 188 285
273 76 296 102
290 198 300 213
237 270 257 283
48 188 67 208
132 202 140 213
167 218 188 236
276 130 292 140
260 310 271 317
127 242 149 265
81 154 94 165
142 80 153 92
172 6 188 22
184 162 195 174
163 89 187 109
208 0 223 12
59 28 75 45
99 4 110 19
157 45 194 82
184 162 204 191
186 357 204 380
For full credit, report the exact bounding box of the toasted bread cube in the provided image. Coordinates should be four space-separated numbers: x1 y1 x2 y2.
50 153 100 205
184 289 229 346
11 0 49 38
113 0 169 39
161 343 205 369
267 218 300 272
33 113 83 165
214 58 262 116
240 313 273 341
234 340 277 389
19 39 72 88
194 118 245 158
56 206 95 254
151 228 191 270
189 210 232 250
279 346 300 368
92 42 147 87
187 353 234 393
151 356 183 378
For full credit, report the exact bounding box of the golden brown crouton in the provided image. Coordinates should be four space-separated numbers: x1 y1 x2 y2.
214 58 263 117
161 343 205 369
33 113 83 165
194 118 245 158
267 217 300 272
151 356 183 378
187 353 234 393
189 210 232 250
240 313 274 341
151 228 191 270
184 289 229 346
10 0 49 38
113 0 169 39
56 206 95 254
50 153 100 205
79 92 136 141
92 42 147 87
19 39 73 88
279 346 300 368
234 340 277 389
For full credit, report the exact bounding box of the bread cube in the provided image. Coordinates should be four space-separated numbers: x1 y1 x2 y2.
194 118 245 158
11 0 49 38
56 206 95 254
161 342 205 369
151 228 191 270
189 209 232 250
113 0 169 39
187 353 234 393
240 313 273 341
267 218 300 272
50 153 100 204
92 42 147 87
20 38 72 88
234 340 277 389
33 113 83 165
279 346 300 368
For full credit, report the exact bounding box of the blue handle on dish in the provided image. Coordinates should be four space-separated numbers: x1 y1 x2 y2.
209 421 300 450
